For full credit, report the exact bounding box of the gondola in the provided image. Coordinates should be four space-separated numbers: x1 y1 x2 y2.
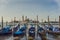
37 25 46 37
0 25 12 35
47 26 60 35
20 24 26 34
38 28 46 36
13 24 26 37
37 25 47 40
28 25 35 38
13 24 20 32
44 24 60 36
13 29 25 37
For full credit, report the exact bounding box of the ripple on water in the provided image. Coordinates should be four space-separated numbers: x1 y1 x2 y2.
5 36 13 40
0 35 13 40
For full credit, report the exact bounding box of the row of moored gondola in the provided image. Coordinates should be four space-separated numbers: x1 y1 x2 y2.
0 24 60 37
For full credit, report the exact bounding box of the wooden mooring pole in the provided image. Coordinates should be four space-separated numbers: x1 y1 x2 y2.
14 17 16 26
48 16 50 27
6 21 8 26
25 16 27 20
1 16 3 29
59 16 60 27
22 15 24 22
35 15 38 40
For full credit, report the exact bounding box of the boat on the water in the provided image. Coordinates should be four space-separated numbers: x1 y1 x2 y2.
28 25 35 38
46 24 60 36
13 24 27 37
37 25 46 37
47 27 60 35
0 25 12 35
13 24 20 32
13 29 25 37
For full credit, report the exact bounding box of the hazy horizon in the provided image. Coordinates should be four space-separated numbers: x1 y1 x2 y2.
0 0 60 22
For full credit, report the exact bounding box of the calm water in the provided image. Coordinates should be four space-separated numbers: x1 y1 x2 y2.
0 34 60 40
0 35 13 40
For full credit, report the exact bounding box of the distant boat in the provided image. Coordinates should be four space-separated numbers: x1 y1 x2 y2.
29 25 35 38
0 25 12 35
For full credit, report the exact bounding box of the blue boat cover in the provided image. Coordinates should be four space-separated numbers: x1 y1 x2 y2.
2 29 9 33
14 29 23 35
48 25 54 31
48 25 60 32
53 27 60 32
3 25 11 30
29 27 35 31
4 25 11 29
0 25 11 34
14 30 23 35
14 24 26 35
38 27 44 32
29 25 35 34
20 24 26 31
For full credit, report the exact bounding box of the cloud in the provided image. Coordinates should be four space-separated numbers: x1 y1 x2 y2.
12 0 57 9
0 0 58 8
0 0 59 15
0 0 9 9
0 0 59 21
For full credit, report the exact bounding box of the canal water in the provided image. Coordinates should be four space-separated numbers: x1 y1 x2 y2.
0 34 60 40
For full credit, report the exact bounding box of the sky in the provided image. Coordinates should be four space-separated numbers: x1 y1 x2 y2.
0 0 60 22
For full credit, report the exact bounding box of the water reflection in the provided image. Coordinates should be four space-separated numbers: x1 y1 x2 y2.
0 35 13 40
0 34 60 40
13 35 27 40
46 33 60 40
